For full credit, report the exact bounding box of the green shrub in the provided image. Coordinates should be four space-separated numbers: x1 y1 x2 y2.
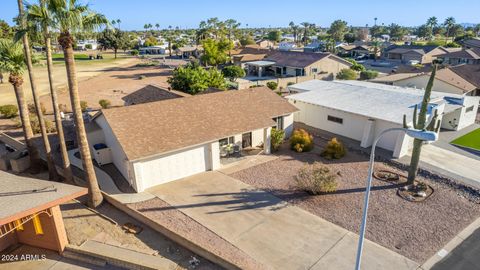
98 99 111 109
0 105 18 118
266 81 278 90
27 103 47 115
295 162 337 194
336 68 357 80
287 82 295 86
222 65 245 82
321 137 346 160
80 101 88 112
131 49 139 56
270 128 285 152
85 44 93 50
290 129 314 152
359 70 379 80
29 114 56 134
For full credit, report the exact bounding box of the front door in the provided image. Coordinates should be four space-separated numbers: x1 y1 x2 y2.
242 132 252 148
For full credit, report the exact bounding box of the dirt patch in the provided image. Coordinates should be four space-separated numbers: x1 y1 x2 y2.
62 199 221 270
230 141 480 263
130 197 266 270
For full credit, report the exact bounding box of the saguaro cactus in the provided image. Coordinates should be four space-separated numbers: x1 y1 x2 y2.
403 65 441 185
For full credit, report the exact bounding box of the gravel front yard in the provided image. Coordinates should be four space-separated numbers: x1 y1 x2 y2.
230 140 480 263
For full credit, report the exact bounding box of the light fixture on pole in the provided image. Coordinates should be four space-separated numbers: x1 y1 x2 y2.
354 128 437 270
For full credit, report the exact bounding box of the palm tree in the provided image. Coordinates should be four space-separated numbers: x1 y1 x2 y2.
17 0 59 180
47 0 107 208
26 0 73 183
155 23 160 32
0 39 37 168
301 22 311 45
289 21 298 44
444 17 456 44
426 16 438 40
116 19 121 30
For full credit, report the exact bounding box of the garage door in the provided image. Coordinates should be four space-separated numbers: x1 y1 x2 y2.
135 144 211 190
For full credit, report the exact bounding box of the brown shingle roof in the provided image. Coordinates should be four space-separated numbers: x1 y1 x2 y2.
450 64 480 89
265 51 351 68
122 84 190 105
438 48 480 60
100 87 298 161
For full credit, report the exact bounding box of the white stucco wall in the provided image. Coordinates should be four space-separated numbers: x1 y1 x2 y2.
442 96 479 130
290 100 407 155
86 127 105 155
252 128 264 147
132 144 211 192
94 115 131 184
283 113 294 137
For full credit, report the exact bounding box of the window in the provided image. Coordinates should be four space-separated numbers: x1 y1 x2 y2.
219 136 234 146
311 68 318 73
466 106 474 113
327 115 343 124
273 116 284 130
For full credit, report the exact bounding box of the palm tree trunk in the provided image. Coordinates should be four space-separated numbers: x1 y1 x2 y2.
44 28 73 183
17 0 58 179
59 32 103 208
10 75 38 167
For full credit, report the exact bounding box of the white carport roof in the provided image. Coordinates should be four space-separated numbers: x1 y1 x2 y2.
286 80 457 125
245 60 276 67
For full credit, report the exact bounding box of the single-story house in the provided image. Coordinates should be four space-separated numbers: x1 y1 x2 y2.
338 45 372 57
462 38 480 50
278 42 297 51
122 84 190 106
139 45 168 55
175 45 203 59
0 171 87 253
436 48 480 65
87 87 298 192
244 51 352 78
383 45 450 64
286 80 479 157
76 39 98 50
303 41 325 53
371 64 480 96
256 40 275 49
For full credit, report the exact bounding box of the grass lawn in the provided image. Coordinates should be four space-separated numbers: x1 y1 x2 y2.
451 128 480 151
50 53 91 61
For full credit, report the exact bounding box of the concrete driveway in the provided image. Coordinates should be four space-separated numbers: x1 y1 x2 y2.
147 171 418 270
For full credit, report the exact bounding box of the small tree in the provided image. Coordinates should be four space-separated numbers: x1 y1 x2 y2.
270 128 285 152
290 129 314 152
98 99 111 109
267 31 281 43
336 68 357 80
222 65 245 82
266 81 278 90
168 62 226 94
321 138 346 160
360 70 379 80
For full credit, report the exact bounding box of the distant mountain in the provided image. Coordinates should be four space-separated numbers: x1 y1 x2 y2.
460 23 479 28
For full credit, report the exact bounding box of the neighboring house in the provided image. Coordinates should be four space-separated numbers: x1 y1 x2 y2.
286 80 479 157
122 85 190 106
278 42 297 51
383 45 449 64
0 171 87 253
338 45 372 57
436 48 480 65
139 45 168 55
86 87 298 192
76 39 98 50
303 40 324 53
175 45 203 59
371 64 480 96
231 46 272 67
256 40 275 49
462 38 480 50
244 51 352 78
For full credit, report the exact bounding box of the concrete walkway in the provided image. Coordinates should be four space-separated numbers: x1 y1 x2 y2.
403 145 480 188
68 149 154 203
147 171 418 270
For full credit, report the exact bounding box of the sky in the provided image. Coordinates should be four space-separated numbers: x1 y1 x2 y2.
1 0 479 30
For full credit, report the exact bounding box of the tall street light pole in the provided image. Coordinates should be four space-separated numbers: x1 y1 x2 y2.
354 128 438 270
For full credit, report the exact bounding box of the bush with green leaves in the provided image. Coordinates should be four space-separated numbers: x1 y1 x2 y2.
295 162 337 195
0 105 18 118
359 70 379 80
29 114 56 134
336 68 357 80
131 49 139 56
167 62 226 94
99 99 111 109
222 65 245 82
80 101 88 112
321 137 346 160
85 44 92 50
270 128 285 152
266 81 278 90
290 129 314 152
345 59 366 72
